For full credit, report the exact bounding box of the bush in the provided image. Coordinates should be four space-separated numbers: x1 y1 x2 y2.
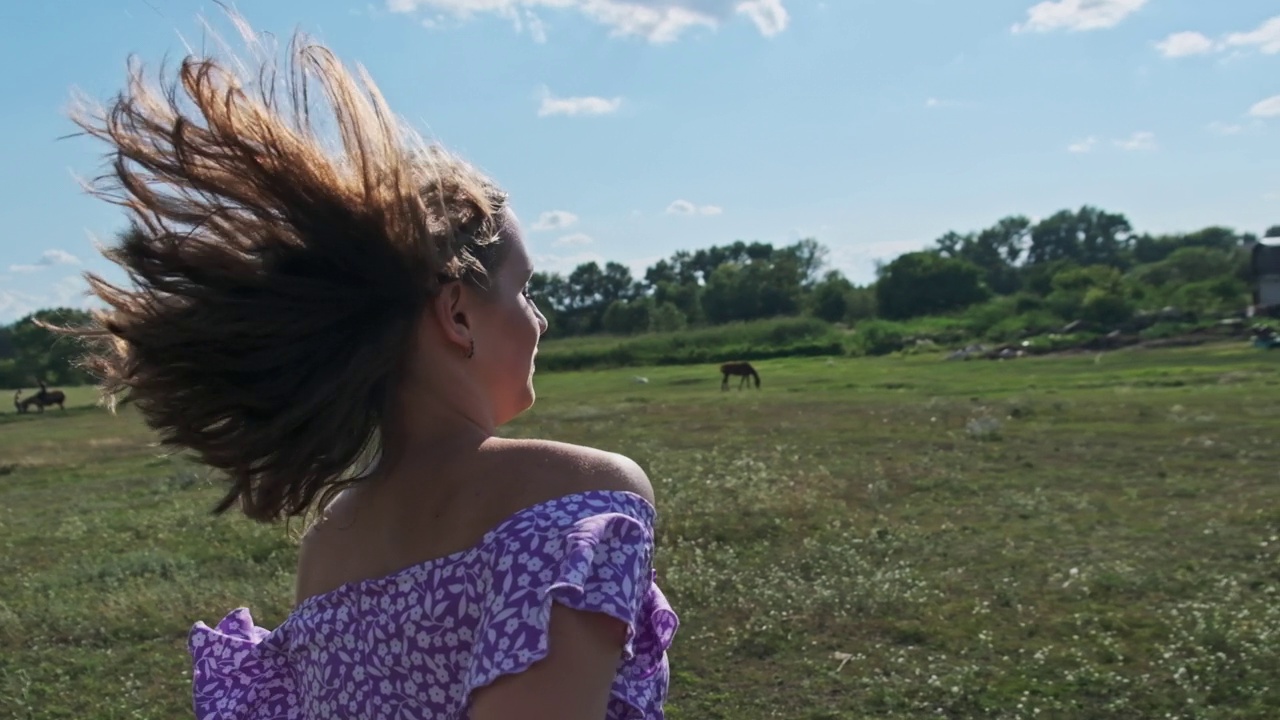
984 310 1064 343
855 320 907 356
1080 288 1135 327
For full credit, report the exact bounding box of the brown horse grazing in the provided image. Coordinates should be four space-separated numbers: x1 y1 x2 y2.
720 361 761 390
16 385 66 413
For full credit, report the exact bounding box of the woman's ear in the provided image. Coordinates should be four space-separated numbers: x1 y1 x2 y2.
428 281 473 353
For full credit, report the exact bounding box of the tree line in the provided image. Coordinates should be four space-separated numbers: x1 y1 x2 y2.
531 207 1278 338
3 208 1277 387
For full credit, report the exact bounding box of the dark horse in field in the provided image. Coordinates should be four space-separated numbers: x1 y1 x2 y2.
720 361 761 390
14 381 66 413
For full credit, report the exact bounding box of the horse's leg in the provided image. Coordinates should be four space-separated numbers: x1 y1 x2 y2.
721 373 728 391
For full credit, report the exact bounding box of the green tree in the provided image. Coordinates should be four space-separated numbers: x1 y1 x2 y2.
844 285 877 322
648 302 687 332
874 252 990 319
808 270 853 322
5 308 94 387
601 298 652 335
701 257 804 324
937 216 1030 294
1027 207 1131 268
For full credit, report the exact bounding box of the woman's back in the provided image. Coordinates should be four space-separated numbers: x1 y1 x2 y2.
293 439 649 607
192 484 677 719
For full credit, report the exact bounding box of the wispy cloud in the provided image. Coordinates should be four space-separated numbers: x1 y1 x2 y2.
735 0 789 37
530 210 579 231
1249 95 1280 118
1011 0 1148 34
1114 131 1157 151
0 276 94 323
1225 16 1280 55
388 1 790 44
532 250 606 275
1155 31 1214 58
1152 16 1280 59
665 199 723 216
1067 136 1098 153
924 97 961 109
1208 121 1244 135
537 89 622 117
8 248 80 274
554 233 594 247
0 289 44 322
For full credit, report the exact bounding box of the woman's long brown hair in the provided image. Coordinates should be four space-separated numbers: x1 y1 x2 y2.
66 18 508 522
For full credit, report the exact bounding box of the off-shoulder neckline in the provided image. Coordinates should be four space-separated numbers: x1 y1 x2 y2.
288 489 656 618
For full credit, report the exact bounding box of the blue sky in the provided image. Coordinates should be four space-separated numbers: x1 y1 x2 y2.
1 0 1278 322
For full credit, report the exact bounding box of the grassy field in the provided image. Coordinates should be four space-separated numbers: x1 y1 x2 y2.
2 343 1279 718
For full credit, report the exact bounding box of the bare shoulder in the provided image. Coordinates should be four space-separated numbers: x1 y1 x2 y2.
484 438 655 508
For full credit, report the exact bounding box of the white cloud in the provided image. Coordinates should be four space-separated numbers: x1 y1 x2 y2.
526 10 549 42
538 91 622 117
1121 130 1162 149
1208 121 1244 135
387 1 790 43
40 249 80 266
1249 95 1280 118
1225 16 1280 55
1155 31 1214 58
1067 136 1097 153
530 210 579 230
7 249 80 274
0 277 96 324
554 233 594 247
735 0 789 37
665 199 722 216
533 250 606 275
0 289 43 322
1012 0 1147 34
53 275 87 306
1150 17 1280 60
1114 131 1157 151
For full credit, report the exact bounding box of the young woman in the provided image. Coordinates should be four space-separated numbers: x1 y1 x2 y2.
70 22 676 720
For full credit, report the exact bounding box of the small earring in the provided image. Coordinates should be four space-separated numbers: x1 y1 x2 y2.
465 339 475 359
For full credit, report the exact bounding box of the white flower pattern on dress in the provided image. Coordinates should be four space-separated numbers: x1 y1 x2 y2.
190 491 678 719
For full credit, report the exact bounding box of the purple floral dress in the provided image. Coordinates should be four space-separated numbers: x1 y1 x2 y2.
190 490 678 719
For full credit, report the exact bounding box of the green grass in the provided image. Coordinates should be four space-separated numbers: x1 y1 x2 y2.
3 342 1280 718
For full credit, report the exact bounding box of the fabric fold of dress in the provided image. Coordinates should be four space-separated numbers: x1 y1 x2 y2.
190 490 678 719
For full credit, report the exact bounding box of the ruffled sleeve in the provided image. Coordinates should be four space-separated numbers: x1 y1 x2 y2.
465 499 679 719
189 608 299 719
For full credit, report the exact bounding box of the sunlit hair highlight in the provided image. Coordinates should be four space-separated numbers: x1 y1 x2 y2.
65 17 509 522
